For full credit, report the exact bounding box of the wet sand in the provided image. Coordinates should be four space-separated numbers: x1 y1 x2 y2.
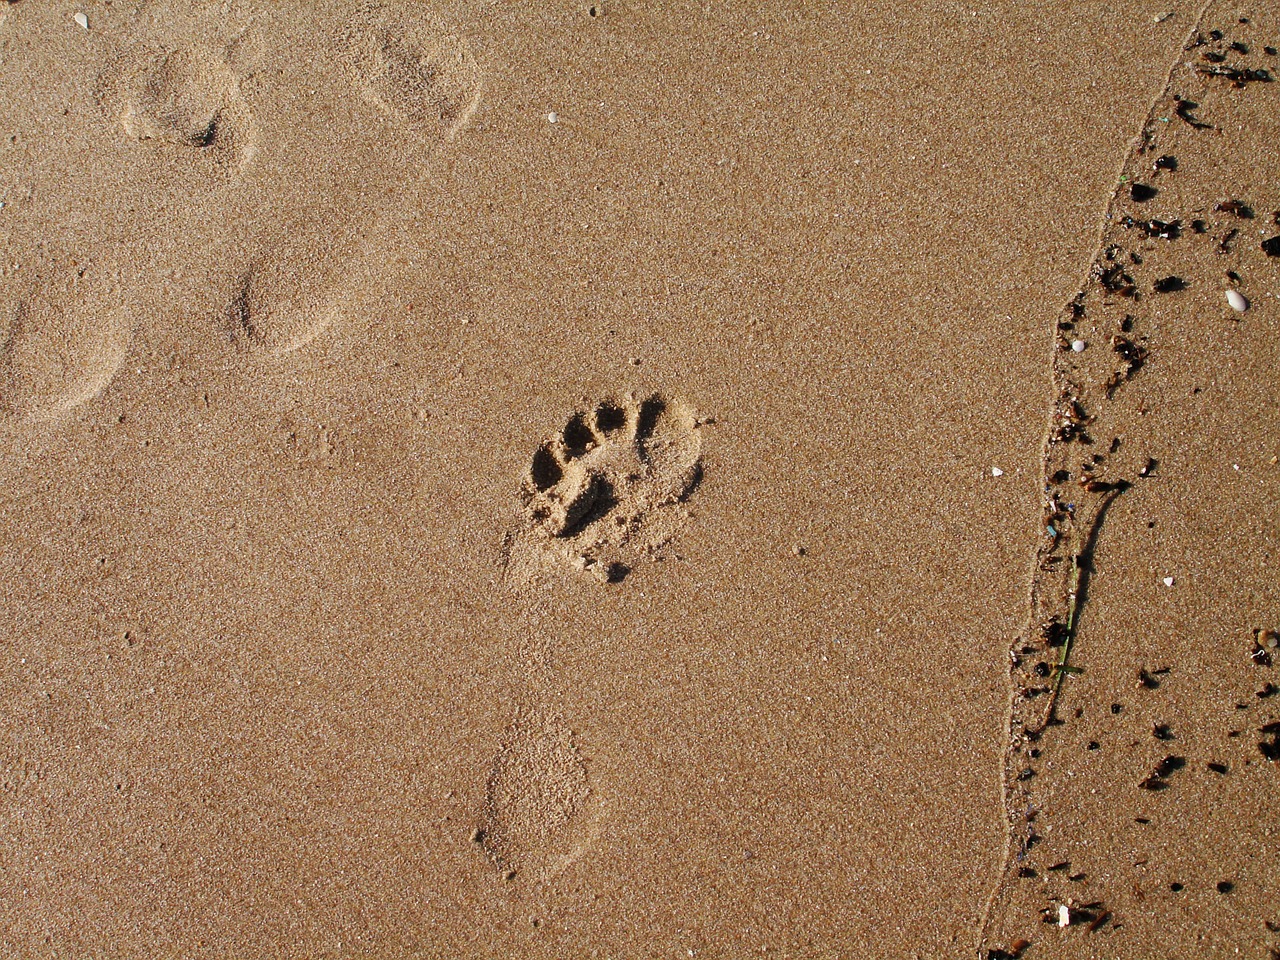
1 1 1277 957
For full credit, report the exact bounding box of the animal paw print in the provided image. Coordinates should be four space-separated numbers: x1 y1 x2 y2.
512 393 703 582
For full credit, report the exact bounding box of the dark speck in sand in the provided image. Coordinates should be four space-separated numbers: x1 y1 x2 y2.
1216 199 1253 218
1258 722 1280 760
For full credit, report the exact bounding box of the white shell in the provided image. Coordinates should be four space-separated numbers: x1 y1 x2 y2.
73 11 88 28
1058 904 1071 928
1225 289 1248 312
1071 339 1086 352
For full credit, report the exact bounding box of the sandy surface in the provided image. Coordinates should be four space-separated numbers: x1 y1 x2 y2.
1 1 1277 957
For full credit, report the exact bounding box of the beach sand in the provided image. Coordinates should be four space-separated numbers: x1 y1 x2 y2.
1 1 1277 957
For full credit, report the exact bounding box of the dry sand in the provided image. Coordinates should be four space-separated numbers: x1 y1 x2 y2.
0 1 1277 957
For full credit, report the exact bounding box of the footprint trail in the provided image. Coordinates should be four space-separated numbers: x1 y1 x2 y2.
0 0 484 421
473 393 706 881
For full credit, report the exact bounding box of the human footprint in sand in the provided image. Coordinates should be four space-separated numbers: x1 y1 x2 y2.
0 0 481 420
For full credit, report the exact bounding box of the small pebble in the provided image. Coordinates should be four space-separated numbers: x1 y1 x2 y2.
1058 904 1071 927
1163 577 1175 587
1154 11 1173 22
1225 289 1248 312
1071 339 1086 352
991 466 1004 477
547 112 559 124
73 11 88 28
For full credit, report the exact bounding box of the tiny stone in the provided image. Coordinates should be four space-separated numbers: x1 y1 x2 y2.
792 543 806 557
991 466 1004 477
1162 577 1175 587
547 112 559 124
73 11 88 28
1071 339 1086 352
1058 904 1071 927
1225 289 1248 312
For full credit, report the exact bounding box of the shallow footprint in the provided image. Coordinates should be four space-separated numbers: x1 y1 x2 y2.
1 266 131 421
99 40 256 180
341 1 483 147
507 393 704 584
476 711 591 879
213 2 483 356
223 258 343 357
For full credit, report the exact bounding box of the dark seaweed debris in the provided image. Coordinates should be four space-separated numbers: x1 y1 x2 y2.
1152 276 1187 293
1261 722 1280 761
1194 63 1272 86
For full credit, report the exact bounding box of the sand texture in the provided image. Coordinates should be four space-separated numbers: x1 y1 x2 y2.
1 1 1277 957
